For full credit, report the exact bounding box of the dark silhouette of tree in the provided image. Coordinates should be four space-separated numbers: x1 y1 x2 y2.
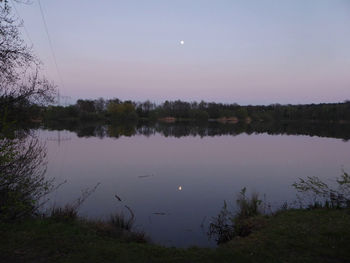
0 1 56 221
0 2 55 121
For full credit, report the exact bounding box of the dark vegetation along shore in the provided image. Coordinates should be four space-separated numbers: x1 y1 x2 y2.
1 209 350 263
1 173 350 263
17 97 350 125
1 2 350 262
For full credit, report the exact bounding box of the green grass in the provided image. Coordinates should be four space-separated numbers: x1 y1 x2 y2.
1 209 350 263
224 208 350 263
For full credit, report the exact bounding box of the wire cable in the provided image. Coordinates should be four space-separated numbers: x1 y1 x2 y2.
37 0 65 92
9 0 56 81
10 0 35 48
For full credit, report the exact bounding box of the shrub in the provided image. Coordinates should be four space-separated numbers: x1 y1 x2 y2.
109 212 134 231
208 188 264 244
207 201 235 244
46 182 100 222
49 205 78 222
292 171 350 209
0 135 53 221
235 187 262 219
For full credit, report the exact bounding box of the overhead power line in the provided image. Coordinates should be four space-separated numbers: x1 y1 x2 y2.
10 0 35 47
37 0 65 93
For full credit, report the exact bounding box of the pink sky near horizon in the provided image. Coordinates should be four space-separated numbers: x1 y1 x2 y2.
13 0 350 105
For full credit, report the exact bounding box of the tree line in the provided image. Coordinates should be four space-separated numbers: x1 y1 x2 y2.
42 98 350 123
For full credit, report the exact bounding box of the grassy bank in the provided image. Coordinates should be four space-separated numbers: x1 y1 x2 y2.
224 208 350 262
1 208 350 263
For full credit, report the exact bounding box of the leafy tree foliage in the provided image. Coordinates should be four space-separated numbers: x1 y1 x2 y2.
107 100 137 121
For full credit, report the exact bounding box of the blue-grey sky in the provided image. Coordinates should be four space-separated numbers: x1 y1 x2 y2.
14 0 350 104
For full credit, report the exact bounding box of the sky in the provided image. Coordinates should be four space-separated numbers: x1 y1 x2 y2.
12 0 350 105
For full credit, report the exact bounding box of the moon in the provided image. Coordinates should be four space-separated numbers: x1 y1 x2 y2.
180 40 184 45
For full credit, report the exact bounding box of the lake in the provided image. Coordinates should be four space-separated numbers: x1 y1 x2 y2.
39 121 350 247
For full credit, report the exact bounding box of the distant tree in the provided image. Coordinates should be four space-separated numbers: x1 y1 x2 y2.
193 110 209 121
94 97 106 113
107 101 137 121
235 107 248 120
76 99 95 113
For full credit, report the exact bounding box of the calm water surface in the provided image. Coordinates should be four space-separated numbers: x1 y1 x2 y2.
40 124 350 247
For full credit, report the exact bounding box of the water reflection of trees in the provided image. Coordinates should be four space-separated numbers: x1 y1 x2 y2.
42 120 350 141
